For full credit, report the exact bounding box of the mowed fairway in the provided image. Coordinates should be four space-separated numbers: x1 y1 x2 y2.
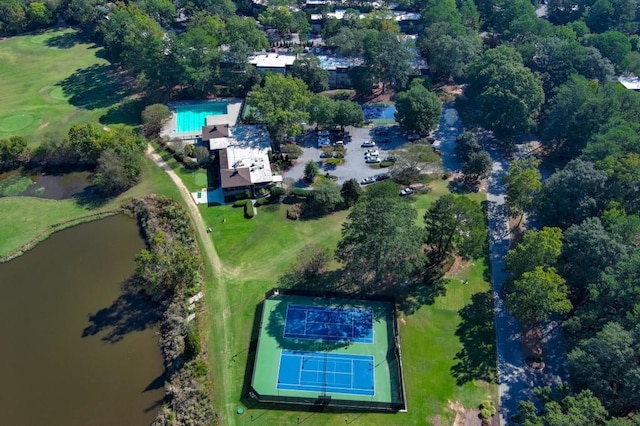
0 28 129 141
200 190 498 425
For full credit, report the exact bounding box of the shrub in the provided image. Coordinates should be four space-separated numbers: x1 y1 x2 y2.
326 158 342 166
304 160 320 183
184 327 201 360
479 400 496 420
380 161 394 168
255 197 269 206
291 188 312 197
244 201 256 218
184 144 195 158
233 199 250 207
270 186 285 197
280 144 303 159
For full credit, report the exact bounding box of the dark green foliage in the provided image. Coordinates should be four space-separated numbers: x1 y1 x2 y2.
0 0 55 36
561 217 627 289
309 179 342 214
184 327 201 360
233 199 250 207
303 160 319 183
395 81 442 135
291 188 312 197
336 181 424 291
424 194 487 264
461 151 492 183
269 186 285 198
255 197 269 206
290 55 329 93
502 157 542 222
505 227 563 278
141 104 170 137
463 46 544 137
244 201 255 218
340 178 363 207
455 131 482 162
0 136 29 168
586 31 632 70
536 159 607 228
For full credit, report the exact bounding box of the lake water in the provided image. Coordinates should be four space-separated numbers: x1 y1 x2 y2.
0 169 92 200
0 214 164 425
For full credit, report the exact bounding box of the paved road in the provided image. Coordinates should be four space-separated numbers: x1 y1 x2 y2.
433 107 569 424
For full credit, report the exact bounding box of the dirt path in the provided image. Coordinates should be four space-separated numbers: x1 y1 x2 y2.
146 145 236 422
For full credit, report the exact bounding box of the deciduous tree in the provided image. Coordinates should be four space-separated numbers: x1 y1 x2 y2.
505 266 571 326
502 157 542 224
505 227 563 278
395 81 442 135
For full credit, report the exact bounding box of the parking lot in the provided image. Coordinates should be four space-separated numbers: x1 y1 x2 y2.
283 125 412 187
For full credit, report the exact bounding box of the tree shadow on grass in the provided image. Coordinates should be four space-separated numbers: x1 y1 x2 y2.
72 185 110 210
81 279 159 343
451 291 498 385
45 31 81 49
100 98 145 126
58 64 130 110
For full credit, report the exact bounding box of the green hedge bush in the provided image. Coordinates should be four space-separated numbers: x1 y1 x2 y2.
244 202 256 218
255 197 269 206
233 199 250 207
291 188 312 197
270 186 285 197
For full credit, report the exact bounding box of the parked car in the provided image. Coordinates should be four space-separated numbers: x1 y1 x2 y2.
360 177 376 185
318 130 330 137
399 187 414 196
364 149 379 157
375 173 390 181
334 140 344 146
382 156 396 162
361 140 376 148
365 156 381 163
376 127 389 135
406 133 420 141
317 137 331 148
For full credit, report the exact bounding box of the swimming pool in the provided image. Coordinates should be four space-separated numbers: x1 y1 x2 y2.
176 102 228 133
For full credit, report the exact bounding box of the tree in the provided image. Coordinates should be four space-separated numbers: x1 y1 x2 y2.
308 95 336 128
258 7 306 37
93 147 144 195
303 160 319 183
348 66 375 96
334 100 364 128
290 55 329 93
395 81 443 135
0 0 27 35
418 23 481 79
365 31 413 91
462 151 492 183
336 182 424 290
27 2 53 28
174 25 222 96
455 131 482 161
586 31 632 70
248 74 312 144
390 143 441 184
67 123 105 164
309 179 342 213
505 266 571 326
0 136 29 168
502 157 542 224
420 0 462 29
424 194 487 264
141 104 170 137
505 227 563 278
568 322 640 416
515 387 610 426
340 178 362 207
138 0 176 27
464 46 544 137
536 159 607 228
561 217 626 290
224 16 268 51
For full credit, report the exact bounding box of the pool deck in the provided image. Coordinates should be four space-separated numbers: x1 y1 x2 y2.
161 98 244 141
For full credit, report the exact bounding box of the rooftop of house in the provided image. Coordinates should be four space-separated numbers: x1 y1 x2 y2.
201 124 230 141
248 53 297 69
310 9 420 22
317 54 363 70
618 75 640 90
219 145 276 188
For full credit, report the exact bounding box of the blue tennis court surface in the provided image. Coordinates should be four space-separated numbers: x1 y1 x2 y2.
277 350 374 396
284 304 373 343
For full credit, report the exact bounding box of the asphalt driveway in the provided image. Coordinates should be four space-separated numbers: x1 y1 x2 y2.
283 125 409 186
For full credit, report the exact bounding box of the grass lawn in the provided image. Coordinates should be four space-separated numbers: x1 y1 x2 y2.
0 28 137 143
0 156 181 259
201 189 498 425
151 142 211 192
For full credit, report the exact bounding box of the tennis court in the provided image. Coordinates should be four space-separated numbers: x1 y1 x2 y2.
277 350 374 396
284 304 374 343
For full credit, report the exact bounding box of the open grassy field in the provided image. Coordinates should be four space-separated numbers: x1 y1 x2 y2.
0 156 181 259
0 28 136 142
200 187 498 425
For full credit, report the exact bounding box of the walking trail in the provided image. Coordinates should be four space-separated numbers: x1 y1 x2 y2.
146 145 237 422
433 108 569 424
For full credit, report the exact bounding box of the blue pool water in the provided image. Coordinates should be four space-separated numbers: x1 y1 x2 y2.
176 102 227 133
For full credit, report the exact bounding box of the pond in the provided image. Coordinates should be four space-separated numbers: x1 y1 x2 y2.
0 215 164 426
0 169 92 200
